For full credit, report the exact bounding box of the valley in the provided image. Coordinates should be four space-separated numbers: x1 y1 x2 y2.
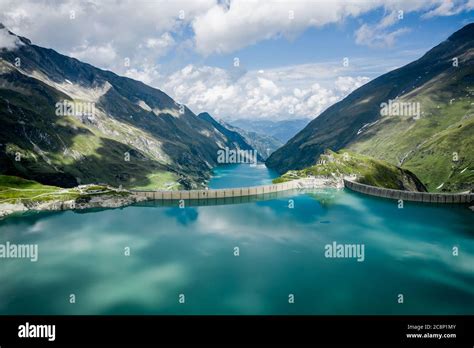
0 23 473 219
0 24 262 191
0 0 473 328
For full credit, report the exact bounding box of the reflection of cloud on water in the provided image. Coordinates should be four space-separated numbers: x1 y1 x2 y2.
1 190 473 314
340 193 474 296
0 209 192 313
366 229 474 285
336 190 379 217
194 203 323 244
25 221 47 234
164 207 198 225
82 262 188 313
307 189 474 296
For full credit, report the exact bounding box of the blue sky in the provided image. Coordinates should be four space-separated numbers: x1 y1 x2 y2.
0 0 473 121
186 6 473 74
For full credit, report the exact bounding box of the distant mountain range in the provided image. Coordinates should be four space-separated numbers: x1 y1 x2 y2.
220 121 282 159
197 112 281 160
0 24 259 189
231 118 311 143
267 23 474 192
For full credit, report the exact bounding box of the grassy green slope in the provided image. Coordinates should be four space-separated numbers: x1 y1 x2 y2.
0 175 132 206
267 24 474 193
401 117 474 192
349 72 474 192
0 91 178 190
0 175 78 204
273 150 427 192
0 29 255 191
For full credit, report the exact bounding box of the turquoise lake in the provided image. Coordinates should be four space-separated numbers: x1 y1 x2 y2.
0 164 473 315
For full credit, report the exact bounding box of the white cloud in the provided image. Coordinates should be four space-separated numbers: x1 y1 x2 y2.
124 63 162 85
422 0 473 18
0 0 215 77
163 63 371 121
0 0 471 85
192 0 380 55
70 43 118 68
334 76 371 94
0 27 22 50
0 0 472 121
143 32 175 51
353 8 413 48
191 0 470 55
355 22 411 48
0 0 471 66
355 0 473 48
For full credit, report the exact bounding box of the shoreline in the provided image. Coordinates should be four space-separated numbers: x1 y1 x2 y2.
1 176 472 219
0 178 334 219
0 190 148 219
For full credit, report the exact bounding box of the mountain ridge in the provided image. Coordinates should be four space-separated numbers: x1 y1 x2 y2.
231 118 311 143
0 26 252 189
266 23 474 192
198 112 282 160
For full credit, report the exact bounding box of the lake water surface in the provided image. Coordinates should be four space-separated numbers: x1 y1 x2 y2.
0 164 473 314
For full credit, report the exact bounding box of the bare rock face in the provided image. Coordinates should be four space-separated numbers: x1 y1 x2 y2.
0 203 28 218
0 195 147 218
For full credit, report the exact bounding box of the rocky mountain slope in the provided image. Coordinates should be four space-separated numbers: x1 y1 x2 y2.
267 23 474 192
0 24 253 189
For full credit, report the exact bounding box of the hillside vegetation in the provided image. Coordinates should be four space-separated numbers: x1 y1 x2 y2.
273 150 427 192
0 175 129 205
267 24 474 193
0 25 258 191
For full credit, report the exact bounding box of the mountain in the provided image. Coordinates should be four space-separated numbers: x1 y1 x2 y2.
231 118 311 143
273 150 427 192
198 113 282 159
220 121 282 159
197 112 264 161
267 23 474 192
0 25 252 189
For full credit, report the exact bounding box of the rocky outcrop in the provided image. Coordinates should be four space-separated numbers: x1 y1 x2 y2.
0 192 147 219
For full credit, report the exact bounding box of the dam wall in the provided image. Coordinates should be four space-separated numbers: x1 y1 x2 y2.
343 179 473 204
131 180 302 200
